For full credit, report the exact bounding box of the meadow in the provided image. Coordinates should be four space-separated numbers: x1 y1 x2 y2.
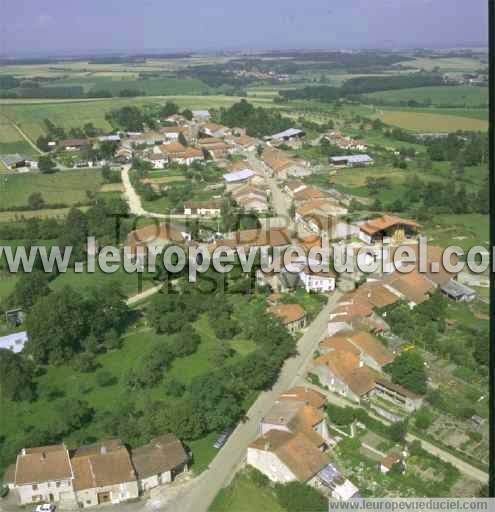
0 95 274 142
0 118 37 156
366 85 488 108
44 76 211 96
405 56 486 73
0 168 104 208
380 110 488 132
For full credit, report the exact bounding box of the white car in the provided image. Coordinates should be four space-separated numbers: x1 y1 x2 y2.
35 504 56 512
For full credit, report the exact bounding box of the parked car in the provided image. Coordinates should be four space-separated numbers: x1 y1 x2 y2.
213 428 233 449
35 504 56 512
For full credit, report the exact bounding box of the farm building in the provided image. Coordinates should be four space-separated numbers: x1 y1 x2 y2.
269 128 305 142
223 169 255 189
0 154 27 169
440 279 476 302
183 200 221 217
329 155 374 167
58 139 90 151
192 110 211 121
358 215 419 244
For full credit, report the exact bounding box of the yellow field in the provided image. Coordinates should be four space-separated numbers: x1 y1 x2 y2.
381 110 488 132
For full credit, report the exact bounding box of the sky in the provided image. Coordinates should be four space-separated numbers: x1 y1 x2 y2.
0 0 488 56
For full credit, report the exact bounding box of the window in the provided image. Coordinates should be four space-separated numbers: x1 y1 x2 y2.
32 484 38 491
56 481 61 488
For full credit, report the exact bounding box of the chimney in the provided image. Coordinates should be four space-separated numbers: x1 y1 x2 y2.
21 448 26 456
264 439 270 451
100 445 107 455
40 452 47 461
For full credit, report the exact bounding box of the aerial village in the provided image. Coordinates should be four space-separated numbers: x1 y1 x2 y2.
1 105 488 509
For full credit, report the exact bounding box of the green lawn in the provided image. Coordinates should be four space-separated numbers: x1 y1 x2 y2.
210 469 285 512
50 265 157 298
0 169 104 208
188 432 221 474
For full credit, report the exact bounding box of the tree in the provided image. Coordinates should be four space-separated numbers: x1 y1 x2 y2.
25 286 89 364
54 399 94 435
181 109 193 121
27 192 45 210
96 370 116 387
38 156 57 174
385 351 428 395
103 328 122 351
326 404 355 426
388 420 408 443
190 373 242 432
58 207 88 260
0 350 35 401
162 378 185 397
73 352 98 373
8 271 51 310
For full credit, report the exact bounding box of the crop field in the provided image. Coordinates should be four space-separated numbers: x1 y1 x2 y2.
0 169 103 208
406 56 486 73
0 119 36 155
0 95 273 141
44 76 211 96
380 110 488 132
366 86 488 107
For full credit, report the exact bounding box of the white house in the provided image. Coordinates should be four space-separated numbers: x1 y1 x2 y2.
298 267 336 294
247 430 328 485
13 444 76 506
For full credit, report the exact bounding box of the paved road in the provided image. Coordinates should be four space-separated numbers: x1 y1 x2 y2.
162 293 341 512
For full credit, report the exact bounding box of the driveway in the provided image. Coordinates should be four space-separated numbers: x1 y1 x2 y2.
121 165 198 220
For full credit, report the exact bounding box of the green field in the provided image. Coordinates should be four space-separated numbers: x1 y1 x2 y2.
0 95 272 141
0 119 37 156
367 86 488 107
407 56 485 73
424 213 489 252
380 109 488 132
46 77 211 96
0 169 103 208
